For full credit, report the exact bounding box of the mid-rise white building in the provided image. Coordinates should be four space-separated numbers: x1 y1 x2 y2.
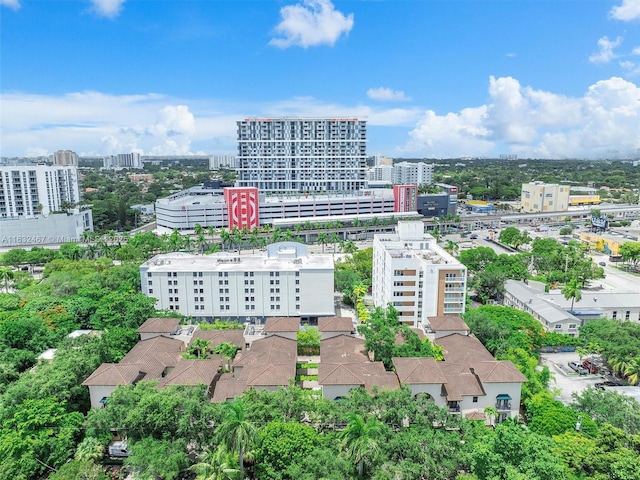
369 165 394 183
0 163 80 218
103 152 143 170
236 117 367 194
140 243 335 322
393 162 433 186
373 221 467 327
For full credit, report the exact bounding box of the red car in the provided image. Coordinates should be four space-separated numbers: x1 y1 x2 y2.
582 360 597 374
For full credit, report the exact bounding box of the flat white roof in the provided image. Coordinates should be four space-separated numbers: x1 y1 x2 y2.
142 251 333 272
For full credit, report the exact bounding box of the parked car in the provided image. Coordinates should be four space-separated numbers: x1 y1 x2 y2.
595 380 623 389
470 234 478 239
568 361 589 375
582 360 597 374
599 262 606 266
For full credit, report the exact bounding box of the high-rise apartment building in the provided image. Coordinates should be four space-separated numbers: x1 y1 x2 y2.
520 181 570 213
373 221 467 328
0 163 80 218
393 161 433 186
53 150 79 166
236 118 367 193
103 152 143 169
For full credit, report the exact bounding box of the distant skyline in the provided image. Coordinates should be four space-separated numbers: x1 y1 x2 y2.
1 0 640 159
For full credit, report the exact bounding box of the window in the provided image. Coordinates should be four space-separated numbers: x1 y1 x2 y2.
295 280 300 285
194 297 199 302
194 288 198 293
174 289 178 294
270 272 274 277
224 272 228 277
193 280 198 285
625 311 630 320
193 272 198 277
149 288 153 294
147 272 152 277
472 397 478 403
569 323 577 329
244 272 249 277
169 288 173 294
295 272 299 277
200 297 204 302
554 324 563 330
296 288 300 293
225 305 229 310
270 288 275 293
270 297 274 301
148 280 152 285
220 297 224 302
219 288 224 293
295 296 300 301
199 272 203 277
173 272 177 277
296 304 300 309
195 305 199 310
244 280 249 285
271 305 275 310
167 272 172 278
270 280 274 285
199 289 204 293
199 280 203 285
613 311 618 319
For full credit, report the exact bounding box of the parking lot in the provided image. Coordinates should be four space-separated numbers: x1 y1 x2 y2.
540 352 607 404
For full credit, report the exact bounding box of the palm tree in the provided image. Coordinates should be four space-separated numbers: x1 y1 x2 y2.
484 405 498 427
219 228 232 251
248 232 260 254
317 232 328 253
187 338 211 359
340 414 383 478
191 444 240 480
0 267 14 293
623 357 640 385
217 399 257 477
432 228 442 243
329 232 340 255
270 227 283 244
213 342 240 372
444 239 459 257
562 278 582 312
197 233 208 254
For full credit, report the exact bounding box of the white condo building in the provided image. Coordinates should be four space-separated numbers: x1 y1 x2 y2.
103 153 143 170
140 243 335 321
236 118 368 194
393 162 433 186
0 164 80 218
373 221 467 328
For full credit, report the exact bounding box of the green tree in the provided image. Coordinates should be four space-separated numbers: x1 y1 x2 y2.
255 422 318 480
191 445 240 480
297 326 321 355
125 438 190 480
213 342 240 371
562 278 582 312
217 398 257 476
340 413 384 478
0 267 14 293
187 338 212 359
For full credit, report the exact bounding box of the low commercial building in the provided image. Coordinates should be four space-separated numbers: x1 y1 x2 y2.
155 185 416 231
0 210 93 247
373 221 467 328
503 280 583 336
140 242 335 322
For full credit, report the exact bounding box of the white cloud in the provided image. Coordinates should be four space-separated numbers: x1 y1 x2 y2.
589 36 623 64
632 46 640 55
90 0 126 19
269 0 354 48
0 0 20 10
367 87 411 102
609 0 640 21
403 76 640 159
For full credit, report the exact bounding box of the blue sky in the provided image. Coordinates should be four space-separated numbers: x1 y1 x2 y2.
1 0 640 159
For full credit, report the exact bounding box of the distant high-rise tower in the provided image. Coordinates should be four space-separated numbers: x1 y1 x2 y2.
53 150 79 166
236 118 368 193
